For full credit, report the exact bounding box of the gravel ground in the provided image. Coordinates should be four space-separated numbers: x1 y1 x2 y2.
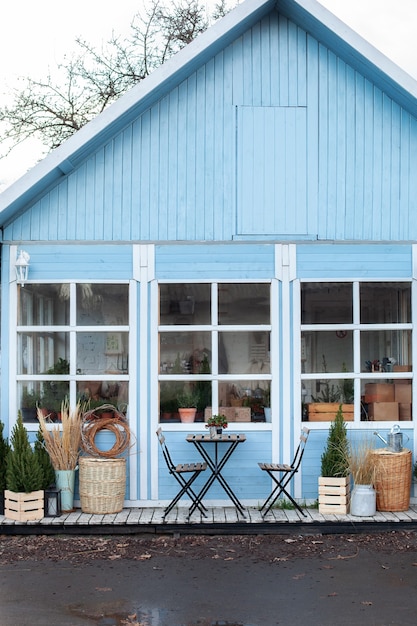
1 530 417 565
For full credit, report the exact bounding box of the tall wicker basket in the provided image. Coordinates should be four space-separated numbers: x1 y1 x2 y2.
79 457 126 514
372 448 412 512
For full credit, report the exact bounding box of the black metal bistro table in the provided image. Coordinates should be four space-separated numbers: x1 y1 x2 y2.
186 432 247 517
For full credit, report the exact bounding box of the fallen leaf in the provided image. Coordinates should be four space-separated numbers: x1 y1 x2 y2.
284 538 297 543
108 554 121 560
95 587 112 592
137 553 152 560
328 592 338 597
361 601 373 606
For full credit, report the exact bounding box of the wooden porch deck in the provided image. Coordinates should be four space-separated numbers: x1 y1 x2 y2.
2 504 417 536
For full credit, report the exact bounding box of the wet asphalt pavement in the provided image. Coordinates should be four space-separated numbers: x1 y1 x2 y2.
1 548 417 625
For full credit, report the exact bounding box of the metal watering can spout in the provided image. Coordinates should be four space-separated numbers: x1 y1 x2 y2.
373 431 388 446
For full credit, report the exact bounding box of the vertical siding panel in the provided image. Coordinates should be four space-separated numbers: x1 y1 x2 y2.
120 126 133 241
84 159 96 240
155 98 168 239
278 15 289 105
131 118 143 240
362 80 375 239
251 20 262 106
111 134 123 241
306 35 319 236
261 14 272 105
213 52 226 240
204 58 216 240
185 73 197 238
221 45 235 240
296 25 307 106
351 74 365 239
195 65 207 237
93 149 105 241
344 65 356 239
399 111 411 239
390 102 401 239
381 94 393 238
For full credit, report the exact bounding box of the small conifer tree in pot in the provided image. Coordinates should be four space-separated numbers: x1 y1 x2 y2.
318 405 351 514
0 420 11 514
5 413 45 521
6 413 44 493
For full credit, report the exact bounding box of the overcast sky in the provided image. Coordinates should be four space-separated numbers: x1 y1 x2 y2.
1 0 416 191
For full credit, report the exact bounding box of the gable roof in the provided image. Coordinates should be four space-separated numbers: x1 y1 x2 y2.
1 0 417 226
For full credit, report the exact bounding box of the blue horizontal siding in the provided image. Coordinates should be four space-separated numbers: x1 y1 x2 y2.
19 245 132 281
155 243 275 279
297 244 412 278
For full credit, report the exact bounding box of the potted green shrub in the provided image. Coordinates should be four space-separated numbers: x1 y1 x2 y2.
318 404 350 514
0 420 10 515
5 413 45 521
21 388 42 423
177 388 200 423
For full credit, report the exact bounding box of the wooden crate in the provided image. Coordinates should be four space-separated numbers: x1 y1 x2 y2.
308 403 354 421
4 489 44 521
367 402 399 421
318 476 350 514
204 407 251 422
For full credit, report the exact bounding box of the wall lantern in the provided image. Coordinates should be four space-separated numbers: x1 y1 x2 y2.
15 250 30 286
44 486 61 517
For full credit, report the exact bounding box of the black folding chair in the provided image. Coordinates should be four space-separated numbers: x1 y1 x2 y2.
156 428 208 520
258 427 310 517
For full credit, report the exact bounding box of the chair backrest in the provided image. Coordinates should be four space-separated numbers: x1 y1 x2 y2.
156 427 175 472
291 426 310 471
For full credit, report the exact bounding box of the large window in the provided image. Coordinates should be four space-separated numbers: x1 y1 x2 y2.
17 283 130 423
158 282 272 423
301 282 412 422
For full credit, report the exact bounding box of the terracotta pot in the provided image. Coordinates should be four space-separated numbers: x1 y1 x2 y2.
178 408 197 423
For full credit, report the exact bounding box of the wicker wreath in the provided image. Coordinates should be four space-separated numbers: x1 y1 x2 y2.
81 405 131 458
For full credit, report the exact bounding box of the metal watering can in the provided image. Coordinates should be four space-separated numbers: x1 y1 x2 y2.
373 424 407 453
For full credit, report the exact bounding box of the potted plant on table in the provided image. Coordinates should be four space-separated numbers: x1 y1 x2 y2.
206 414 228 436
318 405 350 514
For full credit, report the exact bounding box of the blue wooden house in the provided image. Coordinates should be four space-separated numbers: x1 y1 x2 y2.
0 0 416 508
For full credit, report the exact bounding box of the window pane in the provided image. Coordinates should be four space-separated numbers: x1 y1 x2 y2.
19 382 44 423
76 284 129 325
361 330 412 372
301 283 352 324
361 378 412 421
18 284 69 325
159 381 210 421
219 331 271 374
219 380 271 421
360 282 411 323
159 332 211 374
159 284 211 325
77 381 129 412
17 332 69 374
218 283 270 324
76 332 129 374
302 332 353 374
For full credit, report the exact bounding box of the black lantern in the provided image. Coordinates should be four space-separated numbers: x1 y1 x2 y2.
44 486 61 517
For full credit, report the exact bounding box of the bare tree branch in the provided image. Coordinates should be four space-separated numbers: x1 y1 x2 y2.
0 0 238 158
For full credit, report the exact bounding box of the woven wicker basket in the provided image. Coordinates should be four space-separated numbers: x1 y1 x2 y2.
372 448 412 512
79 457 126 514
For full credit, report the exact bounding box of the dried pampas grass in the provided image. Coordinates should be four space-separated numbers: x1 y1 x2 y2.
37 400 82 470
